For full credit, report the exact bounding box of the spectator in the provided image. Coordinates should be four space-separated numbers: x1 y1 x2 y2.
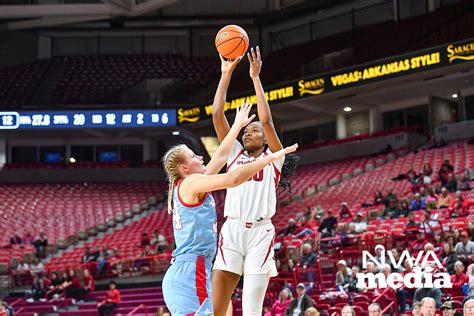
384 188 398 206
278 218 297 236
420 297 437 316
445 261 469 298
394 200 410 218
410 230 428 256
424 188 438 209
10 234 22 245
335 260 351 292
30 258 44 277
440 301 455 316
449 191 469 209
0 300 12 316
140 232 150 247
150 229 167 253
317 209 337 238
157 306 171 316
333 224 349 247
83 268 95 294
413 288 441 308
439 160 454 185
445 173 457 193
450 197 468 218
89 246 100 262
97 281 121 316
455 231 474 265
368 303 382 316
431 232 443 255
352 212 367 233
81 247 92 263
465 299 474 316
373 191 384 206
300 243 316 283
339 202 352 222
294 217 314 238
97 246 109 275
23 232 35 245
15 260 30 285
420 210 439 236
269 288 292 316
410 193 426 211
412 302 421 316
61 269 82 300
348 266 360 292
341 306 355 316
458 173 471 191
33 232 47 258
422 163 433 184
437 187 452 208
304 307 319 316
30 276 48 301
47 272 63 299
383 198 399 219
284 283 314 316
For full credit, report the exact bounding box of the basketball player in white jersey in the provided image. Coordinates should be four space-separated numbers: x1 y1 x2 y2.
212 46 285 315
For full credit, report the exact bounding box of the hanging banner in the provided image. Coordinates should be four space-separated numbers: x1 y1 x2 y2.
177 38 474 124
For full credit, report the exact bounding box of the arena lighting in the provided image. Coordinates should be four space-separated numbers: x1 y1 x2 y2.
451 93 459 99
343 106 352 112
172 131 180 136
69 157 76 163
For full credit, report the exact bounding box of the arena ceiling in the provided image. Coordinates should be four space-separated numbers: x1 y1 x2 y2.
0 0 353 30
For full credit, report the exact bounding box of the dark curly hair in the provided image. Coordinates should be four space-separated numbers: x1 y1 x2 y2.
278 153 299 193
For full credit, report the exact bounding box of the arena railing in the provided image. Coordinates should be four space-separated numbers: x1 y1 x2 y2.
127 303 148 316
373 287 399 316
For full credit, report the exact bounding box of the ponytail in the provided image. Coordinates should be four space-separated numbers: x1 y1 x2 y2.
162 144 187 214
278 153 299 194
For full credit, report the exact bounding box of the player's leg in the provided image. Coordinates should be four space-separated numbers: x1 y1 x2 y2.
226 300 233 316
212 220 245 316
212 270 240 316
241 221 277 315
242 274 270 315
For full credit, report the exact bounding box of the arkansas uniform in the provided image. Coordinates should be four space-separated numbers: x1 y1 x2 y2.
213 141 284 277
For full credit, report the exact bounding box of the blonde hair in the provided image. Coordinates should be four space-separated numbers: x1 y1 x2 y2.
162 144 188 213
304 307 320 316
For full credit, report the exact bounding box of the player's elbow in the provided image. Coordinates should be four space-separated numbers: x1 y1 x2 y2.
227 173 241 188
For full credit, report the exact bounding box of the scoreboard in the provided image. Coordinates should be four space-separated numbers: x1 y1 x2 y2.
0 110 176 130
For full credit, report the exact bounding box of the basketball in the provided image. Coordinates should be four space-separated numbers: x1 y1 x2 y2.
215 25 249 60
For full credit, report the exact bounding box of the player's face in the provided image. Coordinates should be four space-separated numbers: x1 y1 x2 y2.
242 123 265 152
182 148 205 175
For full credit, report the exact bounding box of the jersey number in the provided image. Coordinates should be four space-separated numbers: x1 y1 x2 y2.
249 170 264 182
173 208 183 230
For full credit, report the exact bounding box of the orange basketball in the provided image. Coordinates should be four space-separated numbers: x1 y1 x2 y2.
215 25 249 60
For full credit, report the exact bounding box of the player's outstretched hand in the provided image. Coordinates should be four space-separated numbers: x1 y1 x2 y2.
270 143 298 162
220 54 242 75
233 101 255 128
248 46 262 79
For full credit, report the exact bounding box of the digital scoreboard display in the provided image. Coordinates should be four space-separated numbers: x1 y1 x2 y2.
0 109 176 130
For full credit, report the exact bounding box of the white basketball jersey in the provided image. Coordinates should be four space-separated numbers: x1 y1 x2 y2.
224 141 285 221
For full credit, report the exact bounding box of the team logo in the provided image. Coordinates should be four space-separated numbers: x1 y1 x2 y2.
177 107 200 123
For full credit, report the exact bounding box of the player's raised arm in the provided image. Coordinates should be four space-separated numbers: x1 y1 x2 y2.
248 46 283 152
185 143 298 195
205 102 255 175
212 55 242 142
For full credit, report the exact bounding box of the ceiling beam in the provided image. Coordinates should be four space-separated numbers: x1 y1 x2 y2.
7 15 110 30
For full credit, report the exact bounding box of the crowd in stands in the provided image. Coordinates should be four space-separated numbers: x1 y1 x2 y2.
267 158 473 315
8 232 48 259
